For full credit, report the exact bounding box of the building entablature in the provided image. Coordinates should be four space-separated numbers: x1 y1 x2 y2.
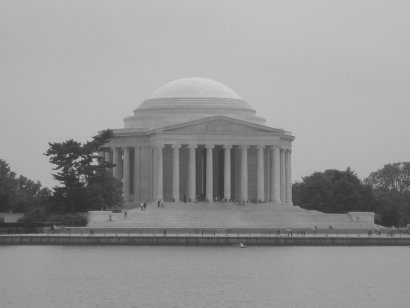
107 115 294 149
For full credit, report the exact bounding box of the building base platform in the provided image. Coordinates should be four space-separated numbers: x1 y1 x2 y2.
89 201 375 230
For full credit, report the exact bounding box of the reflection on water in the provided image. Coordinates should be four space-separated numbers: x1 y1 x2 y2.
0 246 409 308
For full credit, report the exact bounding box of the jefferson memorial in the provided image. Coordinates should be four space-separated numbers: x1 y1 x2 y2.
103 78 294 205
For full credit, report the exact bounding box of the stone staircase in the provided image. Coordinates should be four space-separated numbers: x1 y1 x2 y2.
87 201 375 229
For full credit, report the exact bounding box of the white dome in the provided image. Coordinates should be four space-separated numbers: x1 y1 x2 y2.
149 77 242 99
124 77 266 129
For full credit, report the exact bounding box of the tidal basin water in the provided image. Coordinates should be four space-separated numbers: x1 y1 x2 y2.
0 246 409 308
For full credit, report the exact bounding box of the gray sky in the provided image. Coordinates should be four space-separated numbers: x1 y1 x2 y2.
1 0 409 189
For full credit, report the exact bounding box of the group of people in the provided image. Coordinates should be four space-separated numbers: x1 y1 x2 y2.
140 202 147 210
157 199 164 208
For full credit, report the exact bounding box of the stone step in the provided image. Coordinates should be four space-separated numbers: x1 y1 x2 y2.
88 202 375 229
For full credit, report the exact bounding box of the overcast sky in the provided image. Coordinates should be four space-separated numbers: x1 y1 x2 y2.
1 0 409 189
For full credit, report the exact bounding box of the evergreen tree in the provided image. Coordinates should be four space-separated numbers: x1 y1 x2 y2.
44 129 122 212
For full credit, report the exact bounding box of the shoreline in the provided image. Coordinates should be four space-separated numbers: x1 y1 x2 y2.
1 234 410 246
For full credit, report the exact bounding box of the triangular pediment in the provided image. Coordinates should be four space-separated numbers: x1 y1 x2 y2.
158 116 283 134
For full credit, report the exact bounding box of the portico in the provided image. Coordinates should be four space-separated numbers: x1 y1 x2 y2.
104 78 294 205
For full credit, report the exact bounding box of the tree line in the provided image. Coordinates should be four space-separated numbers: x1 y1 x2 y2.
0 159 51 213
1 129 409 227
293 163 410 227
1 129 122 228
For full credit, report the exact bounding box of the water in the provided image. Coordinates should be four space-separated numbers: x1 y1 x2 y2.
0 246 409 308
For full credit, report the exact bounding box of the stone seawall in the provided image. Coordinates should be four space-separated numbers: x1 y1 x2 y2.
1 235 410 246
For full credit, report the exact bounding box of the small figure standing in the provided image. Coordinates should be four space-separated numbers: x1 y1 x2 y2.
124 211 127 218
143 202 147 210
158 199 161 207
109 214 112 222
286 228 293 237
140 202 144 210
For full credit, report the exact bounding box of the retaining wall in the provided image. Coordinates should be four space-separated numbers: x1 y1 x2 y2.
1 235 410 246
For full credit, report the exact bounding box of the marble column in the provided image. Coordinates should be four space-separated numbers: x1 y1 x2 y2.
280 148 286 203
134 146 140 202
285 149 293 205
156 144 164 201
106 150 113 174
112 147 122 180
206 145 214 201
103 149 112 164
172 144 180 201
257 145 265 202
188 144 197 202
240 145 248 202
101 150 111 172
108 149 113 164
269 147 274 202
272 146 281 202
123 147 131 201
223 145 232 201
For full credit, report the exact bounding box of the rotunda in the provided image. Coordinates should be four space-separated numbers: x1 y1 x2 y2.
104 78 294 206
124 77 266 129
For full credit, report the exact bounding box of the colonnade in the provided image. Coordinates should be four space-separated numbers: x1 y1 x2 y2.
104 144 292 205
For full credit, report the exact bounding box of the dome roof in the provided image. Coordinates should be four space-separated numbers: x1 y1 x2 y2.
124 77 266 129
149 77 242 99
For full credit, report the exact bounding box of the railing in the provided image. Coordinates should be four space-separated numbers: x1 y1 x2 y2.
4 227 408 238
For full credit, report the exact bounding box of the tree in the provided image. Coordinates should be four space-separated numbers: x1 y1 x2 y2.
0 159 17 212
293 168 376 214
365 162 410 226
86 172 123 210
365 162 410 193
44 129 122 212
14 175 51 212
372 190 400 227
0 159 51 213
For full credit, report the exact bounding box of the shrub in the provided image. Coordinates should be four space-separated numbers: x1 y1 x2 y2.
47 213 88 227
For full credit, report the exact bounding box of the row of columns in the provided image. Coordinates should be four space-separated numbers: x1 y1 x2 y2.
153 144 292 204
105 144 292 205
